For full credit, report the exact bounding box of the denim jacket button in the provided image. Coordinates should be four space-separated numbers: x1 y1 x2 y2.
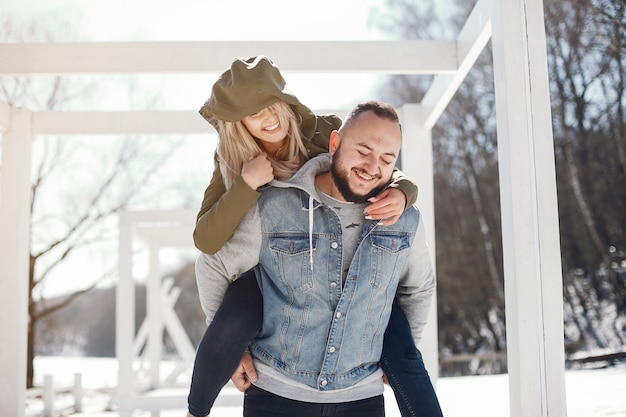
329 346 336 353
336 312 342 318
330 242 338 249
321 380 328 386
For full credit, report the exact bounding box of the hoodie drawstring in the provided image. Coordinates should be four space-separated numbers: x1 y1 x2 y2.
309 195 314 271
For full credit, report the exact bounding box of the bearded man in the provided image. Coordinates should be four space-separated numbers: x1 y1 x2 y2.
195 100 439 417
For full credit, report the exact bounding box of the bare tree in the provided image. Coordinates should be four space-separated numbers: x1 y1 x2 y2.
545 0 626 349
1 14 189 387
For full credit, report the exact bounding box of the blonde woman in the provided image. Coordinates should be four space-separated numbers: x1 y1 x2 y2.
187 56 441 417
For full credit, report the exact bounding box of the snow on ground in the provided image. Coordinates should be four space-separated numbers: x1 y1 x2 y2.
28 356 626 417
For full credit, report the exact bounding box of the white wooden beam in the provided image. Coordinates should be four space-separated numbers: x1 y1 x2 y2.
0 41 458 76
117 209 196 224
420 0 493 128
491 0 567 415
32 111 211 135
0 107 32 417
31 110 349 136
137 226 196 247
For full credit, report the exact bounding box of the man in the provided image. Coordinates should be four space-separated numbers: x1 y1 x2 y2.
196 101 437 417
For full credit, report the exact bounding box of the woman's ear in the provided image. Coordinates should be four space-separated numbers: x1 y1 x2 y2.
329 131 340 154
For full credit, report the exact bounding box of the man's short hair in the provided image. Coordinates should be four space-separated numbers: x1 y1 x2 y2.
340 100 400 132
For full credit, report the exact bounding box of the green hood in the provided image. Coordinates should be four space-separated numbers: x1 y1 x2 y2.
199 56 317 139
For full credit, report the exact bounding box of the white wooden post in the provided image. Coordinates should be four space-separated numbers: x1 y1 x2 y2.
43 374 53 417
399 103 439 385
147 242 163 388
0 106 31 417
116 210 134 417
73 373 83 412
147 241 163 417
491 0 567 416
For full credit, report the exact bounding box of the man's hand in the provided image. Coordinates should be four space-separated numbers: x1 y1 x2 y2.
231 352 258 392
365 188 407 226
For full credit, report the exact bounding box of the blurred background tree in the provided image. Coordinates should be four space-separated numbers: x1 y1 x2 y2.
371 0 625 371
0 13 193 387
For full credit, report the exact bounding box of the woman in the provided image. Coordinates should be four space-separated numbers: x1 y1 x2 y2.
186 56 442 417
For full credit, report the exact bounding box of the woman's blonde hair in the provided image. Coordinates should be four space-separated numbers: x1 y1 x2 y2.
215 100 309 189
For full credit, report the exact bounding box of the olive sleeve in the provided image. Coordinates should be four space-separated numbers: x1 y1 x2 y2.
389 168 418 209
193 154 260 254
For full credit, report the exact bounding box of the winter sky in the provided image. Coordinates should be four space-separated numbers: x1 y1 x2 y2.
1 0 397 111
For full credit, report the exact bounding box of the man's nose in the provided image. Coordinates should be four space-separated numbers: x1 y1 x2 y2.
362 155 379 174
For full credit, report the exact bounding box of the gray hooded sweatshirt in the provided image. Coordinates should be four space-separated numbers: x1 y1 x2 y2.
195 153 435 403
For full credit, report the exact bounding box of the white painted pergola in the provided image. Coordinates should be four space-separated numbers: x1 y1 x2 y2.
0 0 567 416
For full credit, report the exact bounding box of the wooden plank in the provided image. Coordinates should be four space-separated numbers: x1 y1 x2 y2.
0 41 458 76
567 351 626 365
32 111 210 135
31 110 349 136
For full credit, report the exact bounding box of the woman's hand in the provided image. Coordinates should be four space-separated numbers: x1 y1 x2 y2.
241 153 274 190
364 188 407 226
231 352 258 392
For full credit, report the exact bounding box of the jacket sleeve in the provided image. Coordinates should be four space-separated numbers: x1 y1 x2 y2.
193 152 260 254
194 254 230 325
307 114 342 153
395 207 436 347
195 205 262 324
389 169 419 209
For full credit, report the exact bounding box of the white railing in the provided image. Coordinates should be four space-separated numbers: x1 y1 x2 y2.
25 373 88 417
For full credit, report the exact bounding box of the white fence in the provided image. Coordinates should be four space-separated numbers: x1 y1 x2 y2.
25 373 112 417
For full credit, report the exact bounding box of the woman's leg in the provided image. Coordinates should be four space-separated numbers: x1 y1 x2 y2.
187 269 263 417
380 299 444 417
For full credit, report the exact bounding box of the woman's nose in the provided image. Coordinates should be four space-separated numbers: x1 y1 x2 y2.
259 108 276 119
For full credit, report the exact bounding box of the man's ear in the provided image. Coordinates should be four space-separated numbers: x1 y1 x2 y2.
329 131 340 154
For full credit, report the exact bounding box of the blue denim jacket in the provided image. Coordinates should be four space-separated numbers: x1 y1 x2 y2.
195 153 435 392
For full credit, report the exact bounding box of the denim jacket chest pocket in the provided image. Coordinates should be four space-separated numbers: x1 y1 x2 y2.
364 232 412 289
268 233 317 292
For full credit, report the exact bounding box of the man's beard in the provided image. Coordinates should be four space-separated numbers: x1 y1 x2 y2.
330 149 389 204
